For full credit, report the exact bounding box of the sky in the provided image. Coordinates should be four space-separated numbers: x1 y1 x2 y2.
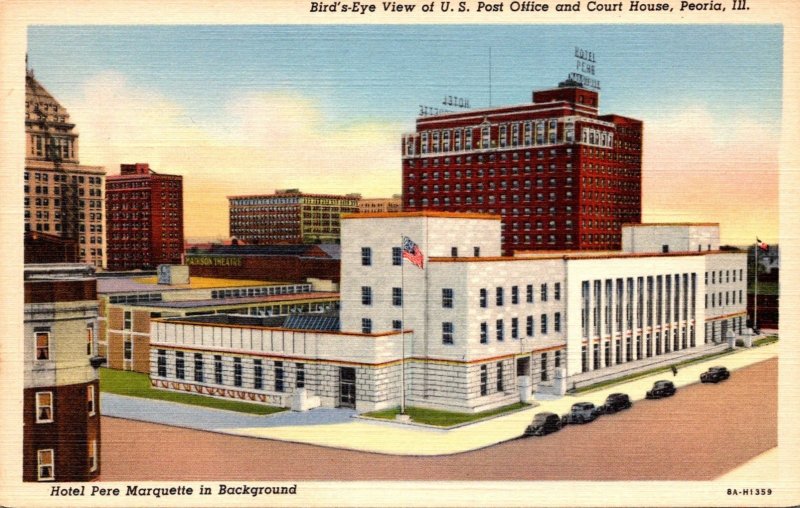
27 24 782 244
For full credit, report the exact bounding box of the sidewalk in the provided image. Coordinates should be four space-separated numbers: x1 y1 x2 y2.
220 342 777 455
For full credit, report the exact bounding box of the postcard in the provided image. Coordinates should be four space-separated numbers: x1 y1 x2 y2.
1 0 798 506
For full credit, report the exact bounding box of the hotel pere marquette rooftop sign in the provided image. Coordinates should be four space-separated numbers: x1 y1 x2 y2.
568 47 600 90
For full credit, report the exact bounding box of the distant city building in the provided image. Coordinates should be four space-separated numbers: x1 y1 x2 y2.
149 213 747 414
105 163 184 271
97 273 338 373
402 83 643 255
228 189 359 244
357 194 403 214
24 264 101 482
185 244 341 283
25 71 105 267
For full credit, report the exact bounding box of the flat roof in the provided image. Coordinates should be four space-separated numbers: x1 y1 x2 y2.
430 250 718 263
98 276 285 294
342 211 501 221
126 291 339 309
621 222 719 228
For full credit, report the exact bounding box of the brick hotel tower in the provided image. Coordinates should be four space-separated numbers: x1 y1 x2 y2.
401 82 643 254
25 71 106 267
105 163 184 270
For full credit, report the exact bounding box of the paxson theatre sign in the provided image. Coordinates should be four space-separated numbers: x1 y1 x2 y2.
568 47 600 90
185 255 243 267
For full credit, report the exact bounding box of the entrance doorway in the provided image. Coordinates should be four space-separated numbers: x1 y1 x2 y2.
339 367 356 408
516 356 530 377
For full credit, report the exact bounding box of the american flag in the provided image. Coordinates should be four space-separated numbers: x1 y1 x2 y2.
757 238 769 252
402 236 424 269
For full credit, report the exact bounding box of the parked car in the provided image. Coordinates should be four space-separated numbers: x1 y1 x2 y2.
700 366 730 383
524 412 563 437
599 393 632 414
562 402 602 424
646 380 677 399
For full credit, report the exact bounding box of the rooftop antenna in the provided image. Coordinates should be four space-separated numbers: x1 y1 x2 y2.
488 47 492 107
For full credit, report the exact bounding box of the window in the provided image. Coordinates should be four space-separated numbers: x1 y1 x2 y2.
474 246 480 257
275 361 285 392
392 247 402 266
496 319 504 341
88 439 98 472
540 283 548 302
392 320 403 331
233 358 242 387
253 359 263 389
497 362 504 391
554 283 561 300
361 286 372 305
37 449 54 481
123 311 132 330
123 339 132 361
157 349 167 377
526 316 534 337
451 246 458 257
361 247 372 266
86 325 94 356
511 317 519 339
194 353 204 382
541 314 548 334
35 331 50 361
214 355 223 384
35 392 53 423
480 322 488 344
480 288 487 308
554 312 561 332
362 318 372 334
480 365 488 396
442 322 454 344
442 288 454 308
496 287 504 306
87 385 95 416
175 351 185 380
526 284 534 303
392 287 403 306
511 286 519 304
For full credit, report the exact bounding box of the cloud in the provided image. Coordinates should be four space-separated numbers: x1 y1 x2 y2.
642 105 778 244
69 72 404 241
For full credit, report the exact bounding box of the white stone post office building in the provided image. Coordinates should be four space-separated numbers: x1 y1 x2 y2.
150 212 747 413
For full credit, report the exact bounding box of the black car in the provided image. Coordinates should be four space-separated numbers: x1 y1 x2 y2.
562 402 602 424
646 380 677 399
600 393 632 414
700 366 730 383
524 412 563 437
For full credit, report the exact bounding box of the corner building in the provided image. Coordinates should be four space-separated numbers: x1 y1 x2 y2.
24 264 101 482
402 84 642 254
105 163 184 270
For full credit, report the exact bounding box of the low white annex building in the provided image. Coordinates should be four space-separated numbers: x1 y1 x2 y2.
149 212 747 413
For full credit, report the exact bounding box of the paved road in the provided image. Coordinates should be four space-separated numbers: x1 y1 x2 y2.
99 357 776 481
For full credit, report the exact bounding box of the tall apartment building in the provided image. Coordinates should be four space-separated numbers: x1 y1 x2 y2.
401 83 642 254
25 71 106 267
105 163 184 271
228 189 359 244
24 264 101 482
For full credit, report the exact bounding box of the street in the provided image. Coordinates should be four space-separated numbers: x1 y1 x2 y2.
99 357 776 481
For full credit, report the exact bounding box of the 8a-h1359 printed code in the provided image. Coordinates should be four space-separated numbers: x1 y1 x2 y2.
727 488 772 496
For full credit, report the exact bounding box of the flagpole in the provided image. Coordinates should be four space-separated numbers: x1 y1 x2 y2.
754 240 758 334
400 235 406 415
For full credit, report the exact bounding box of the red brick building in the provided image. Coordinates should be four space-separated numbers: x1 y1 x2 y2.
401 83 642 254
105 163 184 270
